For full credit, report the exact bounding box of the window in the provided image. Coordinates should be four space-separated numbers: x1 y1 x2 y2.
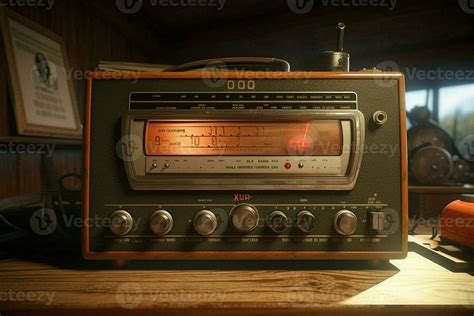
406 85 474 147
439 84 474 146
406 89 434 113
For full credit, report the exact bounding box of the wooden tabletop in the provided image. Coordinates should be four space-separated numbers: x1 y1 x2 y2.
0 251 473 315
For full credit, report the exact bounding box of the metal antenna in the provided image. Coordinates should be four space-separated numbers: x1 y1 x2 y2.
314 21 350 71
336 22 345 52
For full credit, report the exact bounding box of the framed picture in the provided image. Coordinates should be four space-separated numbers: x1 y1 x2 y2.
0 9 82 139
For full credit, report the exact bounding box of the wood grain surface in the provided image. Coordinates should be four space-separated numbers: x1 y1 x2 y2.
0 252 473 315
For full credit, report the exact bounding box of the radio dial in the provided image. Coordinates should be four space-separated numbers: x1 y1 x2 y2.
109 210 133 236
230 204 259 233
193 210 218 236
149 210 173 236
297 211 317 233
334 210 358 236
267 210 288 233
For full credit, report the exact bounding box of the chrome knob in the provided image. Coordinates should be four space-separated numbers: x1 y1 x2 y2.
334 210 358 236
230 204 259 233
297 211 316 233
267 210 288 233
149 210 173 236
193 210 218 236
110 210 133 236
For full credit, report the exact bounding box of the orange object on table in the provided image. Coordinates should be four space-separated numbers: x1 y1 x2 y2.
441 194 474 249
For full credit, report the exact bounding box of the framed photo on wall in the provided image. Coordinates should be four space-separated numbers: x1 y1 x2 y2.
0 9 82 139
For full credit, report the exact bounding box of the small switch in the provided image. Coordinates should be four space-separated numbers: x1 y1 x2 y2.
369 211 385 232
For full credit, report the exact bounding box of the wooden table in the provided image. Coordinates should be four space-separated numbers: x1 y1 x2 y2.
0 251 473 315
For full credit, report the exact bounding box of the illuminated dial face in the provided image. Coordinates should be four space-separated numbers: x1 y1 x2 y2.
145 120 342 156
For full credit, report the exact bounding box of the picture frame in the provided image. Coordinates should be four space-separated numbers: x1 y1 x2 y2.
0 8 82 139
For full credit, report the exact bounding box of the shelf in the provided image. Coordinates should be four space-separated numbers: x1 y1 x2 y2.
409 184 474 194
0 136 82 147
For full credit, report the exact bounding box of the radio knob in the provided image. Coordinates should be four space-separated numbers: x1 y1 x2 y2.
334 210 358 236
109 210 133 236
297 211 317 233
230 204 259 233
267 210 288 233
149 210 173 236
193 210 218 236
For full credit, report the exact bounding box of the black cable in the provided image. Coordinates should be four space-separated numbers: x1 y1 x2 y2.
0 231 28 244
430 226 438 240
0 215 22 231
408 214 418 235
165 57 291 72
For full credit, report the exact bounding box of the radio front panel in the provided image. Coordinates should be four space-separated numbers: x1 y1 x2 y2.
83 72 407 260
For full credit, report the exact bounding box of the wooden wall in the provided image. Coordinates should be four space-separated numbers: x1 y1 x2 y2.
0 1 151 198
1 0 473 199
150 0 474 89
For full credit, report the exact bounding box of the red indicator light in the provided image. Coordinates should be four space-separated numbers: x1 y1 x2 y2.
284 162 292 169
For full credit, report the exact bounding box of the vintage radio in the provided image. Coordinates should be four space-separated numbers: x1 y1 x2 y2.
83 71 408 259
